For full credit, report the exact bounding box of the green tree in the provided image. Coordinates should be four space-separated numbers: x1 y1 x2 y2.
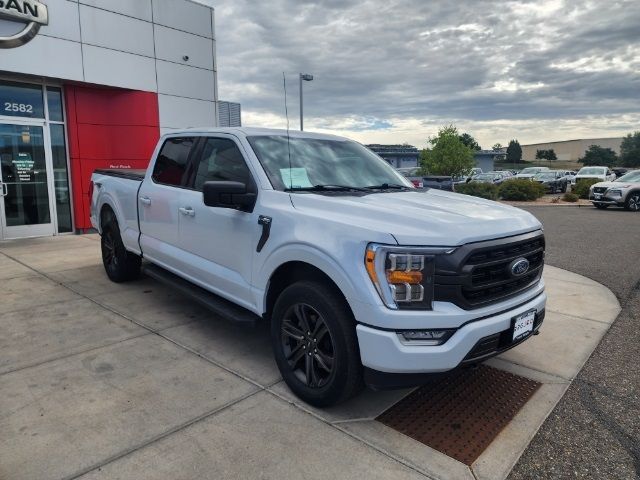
619 131 640 167
579 145 618 166
459 133 481 151
535 149 557 161
420 125 475 178
506 139 522 164
492 143 503 151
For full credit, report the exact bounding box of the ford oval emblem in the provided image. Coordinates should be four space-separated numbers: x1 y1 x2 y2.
510 258 530 277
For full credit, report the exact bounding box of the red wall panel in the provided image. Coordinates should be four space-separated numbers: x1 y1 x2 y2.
64 85 160 230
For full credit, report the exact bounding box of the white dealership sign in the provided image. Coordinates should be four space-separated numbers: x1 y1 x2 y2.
0 0 48 48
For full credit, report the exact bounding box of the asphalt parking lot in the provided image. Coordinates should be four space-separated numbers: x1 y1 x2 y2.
511 205 640 479
0 205 636 480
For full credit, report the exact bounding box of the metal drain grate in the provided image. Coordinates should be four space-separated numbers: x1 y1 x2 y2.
376 365 540 465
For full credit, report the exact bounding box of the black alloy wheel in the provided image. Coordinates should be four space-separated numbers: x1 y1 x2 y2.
281 303 335 388
271 281 363 407
100 217 141 282
102 228 119 274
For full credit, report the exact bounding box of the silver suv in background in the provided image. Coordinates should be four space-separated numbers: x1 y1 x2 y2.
589 170 640 211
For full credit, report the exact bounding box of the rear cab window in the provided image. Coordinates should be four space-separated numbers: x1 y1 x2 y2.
152 137 197 187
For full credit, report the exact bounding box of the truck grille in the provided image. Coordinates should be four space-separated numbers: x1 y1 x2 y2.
433 231 545 310
592 187 607 194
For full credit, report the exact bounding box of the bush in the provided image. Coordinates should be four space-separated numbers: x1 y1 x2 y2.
573 178 600 199
454 182 499 200
563 192 579 202
498 179 547 201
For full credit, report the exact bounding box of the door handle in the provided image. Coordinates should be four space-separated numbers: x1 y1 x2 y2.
0 183 7 197
178 207 195 217
139 196 151 206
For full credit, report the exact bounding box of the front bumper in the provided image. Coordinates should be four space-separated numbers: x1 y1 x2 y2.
589 194 623 206
356 290 546 375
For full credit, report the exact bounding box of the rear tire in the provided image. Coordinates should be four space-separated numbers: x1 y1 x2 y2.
101 217 141 282
625 193 640 211
271 281 363 407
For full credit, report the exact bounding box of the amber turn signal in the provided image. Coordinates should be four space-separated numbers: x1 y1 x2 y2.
386 270 423 284
365 249 378 284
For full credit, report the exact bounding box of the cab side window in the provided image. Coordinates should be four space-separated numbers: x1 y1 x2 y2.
152 137 196 187
193 138 252 191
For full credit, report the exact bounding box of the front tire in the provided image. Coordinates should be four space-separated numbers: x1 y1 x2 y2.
271 281 363 407
101 218 141 282
625 193 640 211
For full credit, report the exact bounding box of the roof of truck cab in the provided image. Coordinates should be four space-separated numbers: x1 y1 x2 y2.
162 127 350 141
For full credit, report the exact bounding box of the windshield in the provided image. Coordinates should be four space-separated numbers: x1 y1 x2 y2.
616 170 640 182
578 167 605 175
247 135 413 191
535 173 556 180
520 167 547 174
475 174 495 180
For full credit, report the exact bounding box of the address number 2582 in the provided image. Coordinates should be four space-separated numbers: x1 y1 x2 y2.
4 102 34 114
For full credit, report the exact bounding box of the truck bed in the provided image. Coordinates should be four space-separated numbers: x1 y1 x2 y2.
94 169 146 181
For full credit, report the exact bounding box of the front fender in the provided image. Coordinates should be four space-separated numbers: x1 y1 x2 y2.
254 243 365 315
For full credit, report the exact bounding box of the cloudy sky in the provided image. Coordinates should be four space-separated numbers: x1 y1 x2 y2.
200 0 639 149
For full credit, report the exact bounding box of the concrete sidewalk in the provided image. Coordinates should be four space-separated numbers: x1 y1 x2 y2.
0 235 620 480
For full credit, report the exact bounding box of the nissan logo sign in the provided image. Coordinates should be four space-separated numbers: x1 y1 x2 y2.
510 258 530 277
0 0 48 49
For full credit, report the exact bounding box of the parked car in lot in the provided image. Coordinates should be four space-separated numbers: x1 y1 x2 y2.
397 168 454 191
91 127 547 407
515 167 550 179
589 169 640 211
396 167 423 188
532 170 569 193
575 166 616 183
422 175 454 191
453 167 483 184
561 170 577 185
491 170 514 179
470 172 507 184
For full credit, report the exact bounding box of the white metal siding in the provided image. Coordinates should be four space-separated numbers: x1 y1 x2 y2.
0 0 218 128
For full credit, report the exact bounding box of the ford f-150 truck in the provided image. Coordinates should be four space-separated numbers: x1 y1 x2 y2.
90 127 546 407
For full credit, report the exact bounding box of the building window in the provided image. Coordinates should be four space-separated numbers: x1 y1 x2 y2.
0 80 45 119
46 87 64 122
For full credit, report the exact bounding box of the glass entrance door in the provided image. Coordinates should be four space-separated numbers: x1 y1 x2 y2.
0 123 55 240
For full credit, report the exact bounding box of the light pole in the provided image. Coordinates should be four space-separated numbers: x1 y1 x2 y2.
299 73 313 131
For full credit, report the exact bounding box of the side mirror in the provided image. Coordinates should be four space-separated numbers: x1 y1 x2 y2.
202 181 256 212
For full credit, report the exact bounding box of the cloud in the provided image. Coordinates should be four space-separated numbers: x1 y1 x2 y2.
200 0 639 147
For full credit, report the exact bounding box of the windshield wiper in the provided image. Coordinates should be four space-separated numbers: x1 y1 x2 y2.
285 184 369 192
364 183 411 190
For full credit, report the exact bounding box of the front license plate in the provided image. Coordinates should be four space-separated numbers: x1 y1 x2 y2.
512 310 535 341
593 193 602 199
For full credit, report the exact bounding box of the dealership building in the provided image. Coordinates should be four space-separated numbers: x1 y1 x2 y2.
0 0 227 240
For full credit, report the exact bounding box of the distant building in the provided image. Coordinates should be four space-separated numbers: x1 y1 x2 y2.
218 101 242 127
521 137 623 162
473 151 501 173
366 144 419 168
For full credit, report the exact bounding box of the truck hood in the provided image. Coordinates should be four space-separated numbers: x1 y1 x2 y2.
289 189 542 246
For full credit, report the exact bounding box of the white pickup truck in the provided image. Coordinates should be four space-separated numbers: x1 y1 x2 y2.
90 127 546 406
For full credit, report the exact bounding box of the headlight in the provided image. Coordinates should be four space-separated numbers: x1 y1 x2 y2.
608 189 622 198
365 243 455 310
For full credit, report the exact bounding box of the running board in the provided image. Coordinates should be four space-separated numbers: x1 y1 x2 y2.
142 263 260 325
